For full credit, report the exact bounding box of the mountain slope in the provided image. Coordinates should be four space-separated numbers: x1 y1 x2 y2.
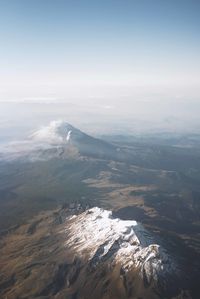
31 120 118 159
0 206 186 299
0 121 119 161
64 207 180 299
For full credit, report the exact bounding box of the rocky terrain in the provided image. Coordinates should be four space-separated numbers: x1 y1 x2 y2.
64 207 180 297
0 205 190 299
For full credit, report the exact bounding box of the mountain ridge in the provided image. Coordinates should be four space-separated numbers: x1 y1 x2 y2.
0 206 185 299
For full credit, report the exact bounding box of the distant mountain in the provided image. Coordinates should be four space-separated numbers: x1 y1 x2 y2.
31 120 120 160
31 120 87 145
0 120 119 161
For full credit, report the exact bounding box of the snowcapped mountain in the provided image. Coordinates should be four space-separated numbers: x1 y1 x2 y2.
30 120 84 144
0 120 117 161
63 207 179 298
0 204 188 299
31 120 117 158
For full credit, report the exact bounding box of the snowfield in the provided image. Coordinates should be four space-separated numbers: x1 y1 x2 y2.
65 207 177 284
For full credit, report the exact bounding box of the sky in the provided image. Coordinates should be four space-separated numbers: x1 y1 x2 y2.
0 0 200 100
0 0 200 135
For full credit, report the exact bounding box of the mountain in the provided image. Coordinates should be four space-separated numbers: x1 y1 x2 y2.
31 121 117 158
0 206 184 299
0 121 118 161
31 120 93 145
64 207 180 299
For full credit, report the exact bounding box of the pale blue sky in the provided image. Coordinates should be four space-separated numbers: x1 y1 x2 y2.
0 0 200 101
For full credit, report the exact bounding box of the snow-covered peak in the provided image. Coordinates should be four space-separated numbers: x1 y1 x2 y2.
0 120 115 162
65 207 177 284
30 120 77 144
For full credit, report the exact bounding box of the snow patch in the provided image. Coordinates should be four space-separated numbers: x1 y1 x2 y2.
31 120 73 144
65 207 177 282
66 130 72 142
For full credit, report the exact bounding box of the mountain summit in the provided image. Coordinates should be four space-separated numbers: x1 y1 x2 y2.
0 121 118 161
31 120 117 159
64 207 179 298
0 206 182 299
31 120 87 145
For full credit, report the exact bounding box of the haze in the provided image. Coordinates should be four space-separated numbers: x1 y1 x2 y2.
0 0 200 139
